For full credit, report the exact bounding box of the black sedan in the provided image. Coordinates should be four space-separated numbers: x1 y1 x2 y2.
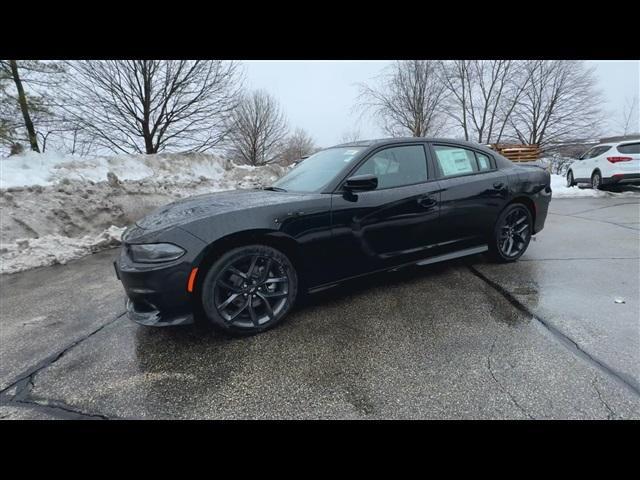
115 138 552 335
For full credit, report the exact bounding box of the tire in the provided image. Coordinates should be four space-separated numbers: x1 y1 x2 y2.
488 203 533 263
566 170 575 187
591 171 603 190
200 244 298 335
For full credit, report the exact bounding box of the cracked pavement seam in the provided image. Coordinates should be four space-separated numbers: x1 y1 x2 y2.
549 212 639 232
466 264 640 398
0 312 127 420
486 336 535 419
592 376 616 420
569 202 640 216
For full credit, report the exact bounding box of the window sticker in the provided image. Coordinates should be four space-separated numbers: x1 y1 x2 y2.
436 148 474 176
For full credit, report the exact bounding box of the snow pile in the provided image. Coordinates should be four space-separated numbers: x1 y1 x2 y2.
0 150 229 189
550 174 640 198
550 174 606 198
1 151 288 274
0 226 125 274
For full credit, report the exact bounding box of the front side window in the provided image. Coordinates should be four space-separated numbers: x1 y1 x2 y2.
593 146 612 157
582 146 611 159
352 145 428 189
580 147 597 159
433 145 478 177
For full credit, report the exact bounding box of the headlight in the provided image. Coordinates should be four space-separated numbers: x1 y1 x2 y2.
128 243 186 263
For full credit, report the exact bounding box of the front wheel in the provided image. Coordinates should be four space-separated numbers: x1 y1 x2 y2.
200 244 298 335
488 204 533 263
566 170 575 187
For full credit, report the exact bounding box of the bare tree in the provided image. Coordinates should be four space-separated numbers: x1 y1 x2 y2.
0 60 66 154
439 60 532 144
357 60 448 137
508 60 605 147
58 60 242 155
226 89 288 166
618 95 639 135
0 66 17 150
7 60 39 151
278 127 315 165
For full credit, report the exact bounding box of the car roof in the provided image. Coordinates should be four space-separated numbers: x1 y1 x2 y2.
331 137 493 151
595 139 640 148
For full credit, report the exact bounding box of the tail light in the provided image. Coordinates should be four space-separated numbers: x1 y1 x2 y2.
607 156 632 163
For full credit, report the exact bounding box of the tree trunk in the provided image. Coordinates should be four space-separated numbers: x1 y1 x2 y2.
9 60 40 153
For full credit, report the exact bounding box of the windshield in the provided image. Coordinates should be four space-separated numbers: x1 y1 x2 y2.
272 147 363 192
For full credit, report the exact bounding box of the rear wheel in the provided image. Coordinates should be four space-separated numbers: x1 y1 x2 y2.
591 171 603 190
488 204 533 263
200 245 298 335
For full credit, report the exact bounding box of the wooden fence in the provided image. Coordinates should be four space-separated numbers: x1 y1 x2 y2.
489 144 540 162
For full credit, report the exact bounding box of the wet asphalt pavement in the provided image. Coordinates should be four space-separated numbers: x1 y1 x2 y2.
1 196 639 419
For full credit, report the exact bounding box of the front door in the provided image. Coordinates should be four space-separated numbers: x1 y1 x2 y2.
328 144 443 281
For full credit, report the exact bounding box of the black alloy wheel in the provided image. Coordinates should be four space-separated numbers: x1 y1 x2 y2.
489 204 532 262
201 245 297 334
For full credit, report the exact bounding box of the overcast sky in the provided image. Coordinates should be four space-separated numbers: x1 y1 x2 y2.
243 60 639 147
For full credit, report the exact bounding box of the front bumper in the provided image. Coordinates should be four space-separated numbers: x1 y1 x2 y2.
114 252 195 327
125 297 193 326
114 229 207 327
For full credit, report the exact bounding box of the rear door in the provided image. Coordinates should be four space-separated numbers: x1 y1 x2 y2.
428 142 510 251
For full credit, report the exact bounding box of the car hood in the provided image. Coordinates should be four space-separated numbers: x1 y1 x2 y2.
134 188 312 232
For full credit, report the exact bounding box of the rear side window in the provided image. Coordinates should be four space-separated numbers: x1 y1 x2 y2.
617 143 640 154
475 152 493 171
352 145 428 189
433 145 478 177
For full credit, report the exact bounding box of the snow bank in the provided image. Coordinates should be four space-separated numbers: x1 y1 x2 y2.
1 151 288 274
550 174 640 198
551 174 606 198
0 226 125 274
0 150 228 189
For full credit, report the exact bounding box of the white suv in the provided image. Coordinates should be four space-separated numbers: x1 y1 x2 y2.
566 141 640 189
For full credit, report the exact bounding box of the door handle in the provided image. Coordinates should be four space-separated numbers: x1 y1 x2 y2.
417 196 437 208
493 182 505 190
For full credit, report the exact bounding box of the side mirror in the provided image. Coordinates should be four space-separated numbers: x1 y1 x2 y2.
344 174 378 192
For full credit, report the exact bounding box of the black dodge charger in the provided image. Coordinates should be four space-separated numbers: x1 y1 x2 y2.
115 138 552 334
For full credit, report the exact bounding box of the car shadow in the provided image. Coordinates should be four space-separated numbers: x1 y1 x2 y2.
132 256 466 343
574 182 640 193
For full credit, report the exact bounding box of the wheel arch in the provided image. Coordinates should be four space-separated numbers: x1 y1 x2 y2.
505 196 536 226
192 229 305 296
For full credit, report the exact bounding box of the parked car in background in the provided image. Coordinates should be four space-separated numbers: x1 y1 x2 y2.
115 138 551 335
567 141 640 189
